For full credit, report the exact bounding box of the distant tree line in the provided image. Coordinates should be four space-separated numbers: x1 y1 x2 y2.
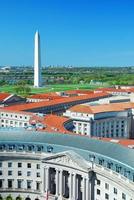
1 67 134 86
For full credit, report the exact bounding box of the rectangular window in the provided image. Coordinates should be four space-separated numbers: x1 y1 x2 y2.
8 171 12 176
27 163 31 168
122 193 126 200
37 164 40 169
97 189 100 195
0 179 2 188
37 172 40 177
105 183 109 190
0 163 2 167
8 162 12 168
8 179 13 188
36 182 41 191
97 180 100 185
105 193 109 199
27 171 31 176
27 180 32 189
18 171 22 176
17 180 22 189
18 163 22 168
24 123 27 126
114 187 117 194
0 171 2 175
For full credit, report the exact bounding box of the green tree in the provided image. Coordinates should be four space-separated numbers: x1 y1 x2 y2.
6 195 13 200
0 194 3 200
14 84 31 96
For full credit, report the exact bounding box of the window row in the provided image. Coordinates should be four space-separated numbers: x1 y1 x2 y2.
97 188 127 200
0 162 40 169
1 113 28 119
0 179 41 191
0 170 40 177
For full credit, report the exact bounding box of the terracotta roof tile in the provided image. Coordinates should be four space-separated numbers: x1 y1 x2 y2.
4 92 108 112
0 93 11 101
30 114 71 133
95 87 134 93
69 102 134 114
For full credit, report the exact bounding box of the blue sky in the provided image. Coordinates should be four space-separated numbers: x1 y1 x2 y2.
0 0 134 66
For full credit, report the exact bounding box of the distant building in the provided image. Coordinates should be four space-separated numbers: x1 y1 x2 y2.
94 87 134 96
0 93 26 106
4 92 109 114
64 102 134 139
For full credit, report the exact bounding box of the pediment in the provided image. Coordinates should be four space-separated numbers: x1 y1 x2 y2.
44 151 91 172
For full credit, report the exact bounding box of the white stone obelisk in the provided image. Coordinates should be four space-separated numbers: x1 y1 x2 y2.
34 30 42 87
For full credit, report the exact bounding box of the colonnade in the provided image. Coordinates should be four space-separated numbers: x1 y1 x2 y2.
44 167 91 200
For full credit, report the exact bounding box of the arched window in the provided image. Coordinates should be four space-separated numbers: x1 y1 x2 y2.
25 198 31 200
35 198 39 200
16 196 22 200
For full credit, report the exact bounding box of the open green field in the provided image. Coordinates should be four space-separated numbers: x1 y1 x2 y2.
0 84 99 94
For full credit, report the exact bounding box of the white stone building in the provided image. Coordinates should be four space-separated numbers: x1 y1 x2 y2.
0 130 133 200
64 103 134 138
0 110 32 128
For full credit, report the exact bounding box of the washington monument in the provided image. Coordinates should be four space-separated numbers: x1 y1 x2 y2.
34 31 42 87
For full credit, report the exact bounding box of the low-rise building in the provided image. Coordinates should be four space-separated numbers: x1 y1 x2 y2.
0 110 32 128
0 108 73 133
0 93 26 106
64 102 134 139
4 92 109 114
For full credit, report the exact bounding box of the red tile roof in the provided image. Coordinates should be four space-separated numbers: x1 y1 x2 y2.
69 104 94 114
44 114 71 133
69 102 134 114
0 93 11 101
0 108 33 116
65 90 94 95
95 87 134 93
30 114 71 133
29 93 64 100
4 92 108 112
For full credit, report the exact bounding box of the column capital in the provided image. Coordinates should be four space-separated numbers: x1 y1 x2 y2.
44 165 49 170
72 172 76 176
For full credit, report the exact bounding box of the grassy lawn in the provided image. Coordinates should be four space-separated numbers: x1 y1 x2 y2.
0 84 99 94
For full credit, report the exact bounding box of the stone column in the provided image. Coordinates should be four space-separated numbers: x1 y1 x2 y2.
63 172 66 195
59 170 63 198
69 173 73 199
72 173 76 200
45 167 49 193
56 169 59 196
82 177 86 200
86 178 89 200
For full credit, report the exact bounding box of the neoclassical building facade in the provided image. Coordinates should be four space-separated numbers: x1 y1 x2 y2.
0 129 133 200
